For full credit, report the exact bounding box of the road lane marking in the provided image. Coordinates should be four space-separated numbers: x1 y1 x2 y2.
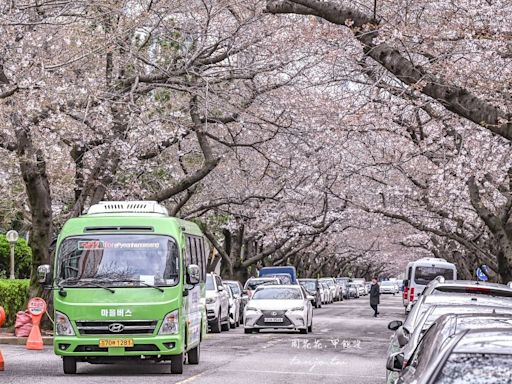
219 368 385 378
176 372 204 384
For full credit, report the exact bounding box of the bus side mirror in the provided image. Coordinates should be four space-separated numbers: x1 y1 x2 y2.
187 264 200 285
37 265 51 286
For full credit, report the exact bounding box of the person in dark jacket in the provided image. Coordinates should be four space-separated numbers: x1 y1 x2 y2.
369 277 380 317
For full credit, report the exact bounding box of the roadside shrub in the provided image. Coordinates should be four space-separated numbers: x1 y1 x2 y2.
0 279 30 327
0 234 32 279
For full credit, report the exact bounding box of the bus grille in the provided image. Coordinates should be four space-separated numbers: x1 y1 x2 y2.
75 320 158 335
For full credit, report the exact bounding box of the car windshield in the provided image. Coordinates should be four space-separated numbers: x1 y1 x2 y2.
225 282 241 295
322 280 334 287
432 286 512 298
57 235 179 287
206 275 215 290
300 281 316 291
436 353 512 383
252 288 302 300
414 266 455 285
245 279 277 290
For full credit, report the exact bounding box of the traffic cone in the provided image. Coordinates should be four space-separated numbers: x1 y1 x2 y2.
0 349 4 371
26 321 44 350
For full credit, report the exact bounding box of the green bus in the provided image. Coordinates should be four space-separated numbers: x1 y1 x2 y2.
37 201 208 374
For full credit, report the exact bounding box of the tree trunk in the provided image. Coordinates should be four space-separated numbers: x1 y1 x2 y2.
14 125 53 298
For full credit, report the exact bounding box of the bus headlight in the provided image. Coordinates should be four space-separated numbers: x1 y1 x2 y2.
159 310 179 335
55 311 75 336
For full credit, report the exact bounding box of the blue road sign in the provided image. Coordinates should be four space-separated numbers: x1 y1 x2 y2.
476 265 489 281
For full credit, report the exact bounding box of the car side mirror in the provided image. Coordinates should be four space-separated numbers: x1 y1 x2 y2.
386 352 404 372
218 285 225 292
37 264 52 286
186 264 200 285
388 320 403 331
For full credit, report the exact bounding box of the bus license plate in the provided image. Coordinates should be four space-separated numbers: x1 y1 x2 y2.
99 338 134 348
264 317 283 323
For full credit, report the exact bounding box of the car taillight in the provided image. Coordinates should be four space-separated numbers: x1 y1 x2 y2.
410 288 415 302
403 287 409 300
466 287 491 293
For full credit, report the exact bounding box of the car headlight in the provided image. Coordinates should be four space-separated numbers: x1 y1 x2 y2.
288 306 304 312
206 297 217 304
55 311 75 336
245 306 259 312
159 310 179 335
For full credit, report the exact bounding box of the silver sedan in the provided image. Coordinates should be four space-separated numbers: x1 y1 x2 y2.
243 285 314 334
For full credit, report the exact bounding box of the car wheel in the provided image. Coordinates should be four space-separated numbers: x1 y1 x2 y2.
63 357 77 375
244 328 253 334
210 314 221 333
299 327 308 334
221 317 230 332
308 321 313 333
170 353 184 374
187 343 200 365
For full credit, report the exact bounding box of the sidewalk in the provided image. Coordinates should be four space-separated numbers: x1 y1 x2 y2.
0 330 53 345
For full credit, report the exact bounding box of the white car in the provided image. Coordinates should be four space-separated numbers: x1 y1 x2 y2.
206 273 230 333
320 282 332 304
319 278 341 301
244 285 314 334
227 285 241 328
380 281 399 294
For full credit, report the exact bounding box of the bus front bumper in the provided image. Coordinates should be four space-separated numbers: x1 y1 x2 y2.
54 334 185 358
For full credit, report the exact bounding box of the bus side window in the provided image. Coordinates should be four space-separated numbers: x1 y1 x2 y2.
185 236 192 266
197 238 205 282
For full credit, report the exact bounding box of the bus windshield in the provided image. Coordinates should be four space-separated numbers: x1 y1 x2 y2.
57 235 180 287
414 266 454 285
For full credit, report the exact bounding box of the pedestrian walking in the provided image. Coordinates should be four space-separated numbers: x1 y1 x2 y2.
369 277 380 317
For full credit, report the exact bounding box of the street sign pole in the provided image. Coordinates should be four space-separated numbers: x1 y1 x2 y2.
6 230 19 280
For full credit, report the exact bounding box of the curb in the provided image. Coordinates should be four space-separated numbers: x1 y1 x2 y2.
0 336 53 346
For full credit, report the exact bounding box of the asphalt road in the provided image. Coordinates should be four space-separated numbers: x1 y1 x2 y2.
0 294 404 384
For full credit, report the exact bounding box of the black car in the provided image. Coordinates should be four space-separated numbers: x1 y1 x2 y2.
298 278 322 308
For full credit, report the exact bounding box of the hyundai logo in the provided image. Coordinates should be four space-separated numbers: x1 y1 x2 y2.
108 323 125 333
271 311 277 316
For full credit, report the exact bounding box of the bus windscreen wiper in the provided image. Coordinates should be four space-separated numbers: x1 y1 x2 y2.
61 279 116 293
116 279 164 293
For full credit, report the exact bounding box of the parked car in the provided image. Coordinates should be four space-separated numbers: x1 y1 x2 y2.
347 282 360 298
298 278 322 308
351 278 367 295
224 280 248 321
319 277 341 301
393 329 512 384
243 285 314 334
386 287 512 372
206 273 230 333
355 283 365 297
226 285 241 328
386 305 512 384
336 278 350 299
380 281 399 295
244 277 281 299
320 281 332 304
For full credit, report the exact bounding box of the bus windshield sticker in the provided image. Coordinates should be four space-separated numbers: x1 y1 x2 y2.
78 241 161 250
